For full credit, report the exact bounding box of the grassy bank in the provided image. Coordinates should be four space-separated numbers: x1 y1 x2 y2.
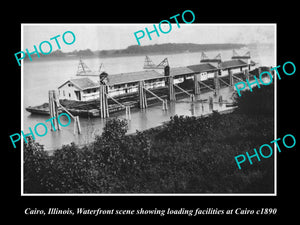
24 84 274 194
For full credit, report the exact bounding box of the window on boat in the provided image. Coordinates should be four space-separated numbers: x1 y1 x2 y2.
128 82 137 87
84 89 94 94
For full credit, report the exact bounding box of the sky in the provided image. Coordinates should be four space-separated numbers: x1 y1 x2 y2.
22 24 275 52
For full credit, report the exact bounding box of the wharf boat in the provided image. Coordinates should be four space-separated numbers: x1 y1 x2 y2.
26 53 270 118
25 86 194 117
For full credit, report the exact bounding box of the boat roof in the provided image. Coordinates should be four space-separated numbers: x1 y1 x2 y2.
58 70 164 89
169 67 195 76
58 60 256 90
58 77 99 90
220 59 255 69
187 63 218 73
108 70 164 85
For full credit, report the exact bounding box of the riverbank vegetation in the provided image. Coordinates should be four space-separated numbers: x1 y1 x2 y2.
24 43 246 60
24 84 274 193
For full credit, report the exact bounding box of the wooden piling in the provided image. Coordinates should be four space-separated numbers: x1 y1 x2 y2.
168 76 176 101
105 86 109 117
48 90 60 131
194 73 201 95
218 95 223 106
138 81 147 109
190 102 195 116
48 91 53 118
48 91 53 131
73 116 81 134
229 70 233 86
214 71 220 96
99 86 103 118
190 94 195 102
209 96 214 110
76 116 81 134
49 90 82 135
125 106 131 121
99 85 109 118
144 87 168 111
54 92 60 131
219 95 223 103
162 100 168 111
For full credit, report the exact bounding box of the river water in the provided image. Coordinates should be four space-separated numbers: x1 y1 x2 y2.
23 44 275 150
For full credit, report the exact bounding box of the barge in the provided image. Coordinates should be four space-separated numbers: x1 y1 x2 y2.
26 85 195 117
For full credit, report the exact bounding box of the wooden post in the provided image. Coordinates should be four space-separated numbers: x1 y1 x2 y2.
229 69 233 86
125 106 131 121
138 81 147 109
48 90 60 131
209 96 214 111
214 71 220 96
105 85 109 117
191 102 195 116
73 117 77 134
99 85 109 118
53 91 60 131
244 69 249 81
218 95 223 106
73 116 81 134
48 91 54 131
138 81 142 108
48 90 53 118
76 116 81 134
190 94 195 102
99 85 103 118
194 73 201 95
77 116 81 134
168 76 175 101
219 95 223 103
162 100 168 111
49 90 82 135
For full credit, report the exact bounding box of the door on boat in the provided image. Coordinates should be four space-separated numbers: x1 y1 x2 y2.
75 91 81 101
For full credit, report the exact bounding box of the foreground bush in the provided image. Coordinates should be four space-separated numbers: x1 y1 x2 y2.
24 85 274 193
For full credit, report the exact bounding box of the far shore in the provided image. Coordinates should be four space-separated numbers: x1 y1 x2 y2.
23 49 227 63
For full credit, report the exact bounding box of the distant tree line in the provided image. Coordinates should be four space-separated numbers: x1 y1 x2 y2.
24 49 95 60
24 84 274 194
24 43 246 60
120 43 246 54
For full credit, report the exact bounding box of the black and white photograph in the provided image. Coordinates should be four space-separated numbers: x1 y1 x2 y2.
4 3 298 221
21 24 276 195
